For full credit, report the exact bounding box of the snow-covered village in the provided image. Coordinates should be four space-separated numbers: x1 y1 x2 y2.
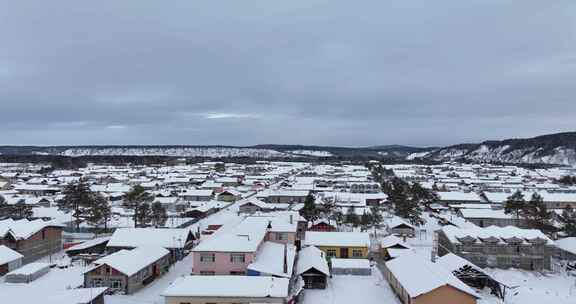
3 1 576 303
1 159 576 304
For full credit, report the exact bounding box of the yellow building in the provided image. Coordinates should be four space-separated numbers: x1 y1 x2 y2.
304 232 370 258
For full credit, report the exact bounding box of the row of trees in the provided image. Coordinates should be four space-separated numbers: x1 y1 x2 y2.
58 181 167 230
504 191 554 232
299 193 383 230
58 180 112 230
384 177 437 225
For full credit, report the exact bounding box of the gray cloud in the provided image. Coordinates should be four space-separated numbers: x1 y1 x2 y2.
0 0 575 146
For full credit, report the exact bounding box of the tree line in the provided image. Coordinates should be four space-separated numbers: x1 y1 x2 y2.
58 181 168 231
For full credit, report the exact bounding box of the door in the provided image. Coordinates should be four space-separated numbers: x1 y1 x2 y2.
340 248 349 258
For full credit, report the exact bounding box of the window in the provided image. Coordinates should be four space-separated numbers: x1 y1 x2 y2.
110 279 122 289
230 253 245 263
230 271 245 275
200 253 215 263
91 278 104 287
276 232 289 241
352 249 364 258
326 249 337 258
200 271 215 276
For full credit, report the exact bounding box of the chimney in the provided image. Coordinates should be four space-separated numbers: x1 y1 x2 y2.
283 244 288 274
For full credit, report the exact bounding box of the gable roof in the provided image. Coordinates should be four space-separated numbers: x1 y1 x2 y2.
162 276 289 298
107 228 193 249
304 232 370 248
90 246 169 276
247 242 296 278
0 245 23 265
385 253 480 299
296 246 330 276
0 218 63 240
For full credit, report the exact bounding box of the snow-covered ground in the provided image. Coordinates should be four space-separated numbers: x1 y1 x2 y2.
60 147 293 158
480 268 576 304
303 268 401 304
289 150 333 157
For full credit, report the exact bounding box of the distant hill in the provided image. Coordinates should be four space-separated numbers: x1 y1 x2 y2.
421 132 576 166
1 131 575 165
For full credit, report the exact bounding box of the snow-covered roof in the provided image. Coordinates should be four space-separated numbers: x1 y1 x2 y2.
385 253 480 299
193 217 269 252
0 245 23 265
7 262 50 276
296 246 330 276
331 258 371 269
380 235 411 249
90 246 169 276
247 242 296 278
436 253 483 273
162 276 289 298
385 216 415 229
555 237 576 255
437 191 481 202
107 227 192 249
0 218 63 240
459 209 513 219
304 232 370 248
441 225 554 245
180 189 214 197
65 236 110 252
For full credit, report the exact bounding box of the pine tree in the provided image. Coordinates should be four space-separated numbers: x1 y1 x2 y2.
300 193 319 222
59 180 95 229
0 195 8 218
124 185 154 227
560 207 576 237
370 206 383 227
346 206 359 227
85 193 111 232
504 190 525 220
360 212 372 228
522 193 551 231
151 202 168 228
136 202 152 227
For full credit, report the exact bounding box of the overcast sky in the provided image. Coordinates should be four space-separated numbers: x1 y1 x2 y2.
1 1 575 147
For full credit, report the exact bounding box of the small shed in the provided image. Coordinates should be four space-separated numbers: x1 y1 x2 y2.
331 258 371 276
5 262 51 283
65 236 110 257
296 246 330 289
0 245 24 276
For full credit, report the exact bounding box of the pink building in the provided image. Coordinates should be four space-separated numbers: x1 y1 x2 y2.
192 213 299 276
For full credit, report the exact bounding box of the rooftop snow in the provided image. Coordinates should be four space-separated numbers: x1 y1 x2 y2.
162 275 289 298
